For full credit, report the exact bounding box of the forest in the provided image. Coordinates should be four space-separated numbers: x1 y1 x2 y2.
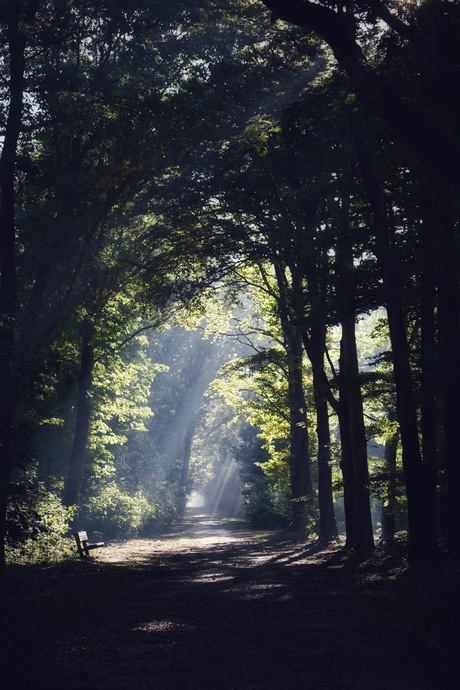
1 0 459 579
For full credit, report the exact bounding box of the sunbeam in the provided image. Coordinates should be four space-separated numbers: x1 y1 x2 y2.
207 458 244 519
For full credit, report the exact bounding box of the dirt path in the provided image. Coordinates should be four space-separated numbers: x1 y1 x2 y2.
2 516 460 689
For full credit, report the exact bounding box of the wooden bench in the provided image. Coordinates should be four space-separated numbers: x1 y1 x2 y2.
74 531 105 558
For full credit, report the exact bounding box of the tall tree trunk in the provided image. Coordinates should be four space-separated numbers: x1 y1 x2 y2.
381 425 399 544
433 190 460 555
287 326 313 531
419 186 441 545
275 264 313 531
337 366 356 549
0 104 19 573
315 388 338 543
0 0 39 573
339 313 374 551
302 330 338 543
63 320 96 508
292 250 338 543
329 191 374 552
350 111 437 561
304 323 354 546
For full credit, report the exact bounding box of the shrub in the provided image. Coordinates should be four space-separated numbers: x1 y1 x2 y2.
6 469 75 565
81 482 157 539
140 482 179 535
242 469 290 529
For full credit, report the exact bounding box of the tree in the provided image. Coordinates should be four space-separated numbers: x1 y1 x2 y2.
0 0 40 574
254 0 460 560
260 0 460 185
273 263 313 531
4 0 457 567
3 0 257 566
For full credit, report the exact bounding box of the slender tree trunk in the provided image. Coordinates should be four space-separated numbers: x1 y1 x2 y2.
302 332 338 543
337 367 356 549
339 313 374 551
275 264 313 531
63 320 96 508
381 426 399 544
330 190 374 552
315 389 338 543
292 250 338 543
286 324 313 531
302 322 345 544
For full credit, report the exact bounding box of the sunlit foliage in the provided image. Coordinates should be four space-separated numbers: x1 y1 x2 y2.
5 465 75 565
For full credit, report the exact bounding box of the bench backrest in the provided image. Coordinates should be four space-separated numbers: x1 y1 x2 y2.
75 531 88 543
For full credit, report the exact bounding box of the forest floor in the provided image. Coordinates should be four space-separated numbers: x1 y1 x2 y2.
1 515 460 690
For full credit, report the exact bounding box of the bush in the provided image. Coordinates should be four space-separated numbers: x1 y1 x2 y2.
141 481 179 534
81 482 157 539
242 469 290 529
6 469 75 565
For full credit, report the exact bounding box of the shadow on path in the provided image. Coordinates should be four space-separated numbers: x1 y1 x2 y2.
1 515 459 689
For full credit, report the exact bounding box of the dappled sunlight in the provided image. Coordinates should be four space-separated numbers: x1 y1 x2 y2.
3 516 460 690
95 515 277 567
207 459 244 519
95 538 171 564
193 572 235 583
132 620 189 633
228 582 291 601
